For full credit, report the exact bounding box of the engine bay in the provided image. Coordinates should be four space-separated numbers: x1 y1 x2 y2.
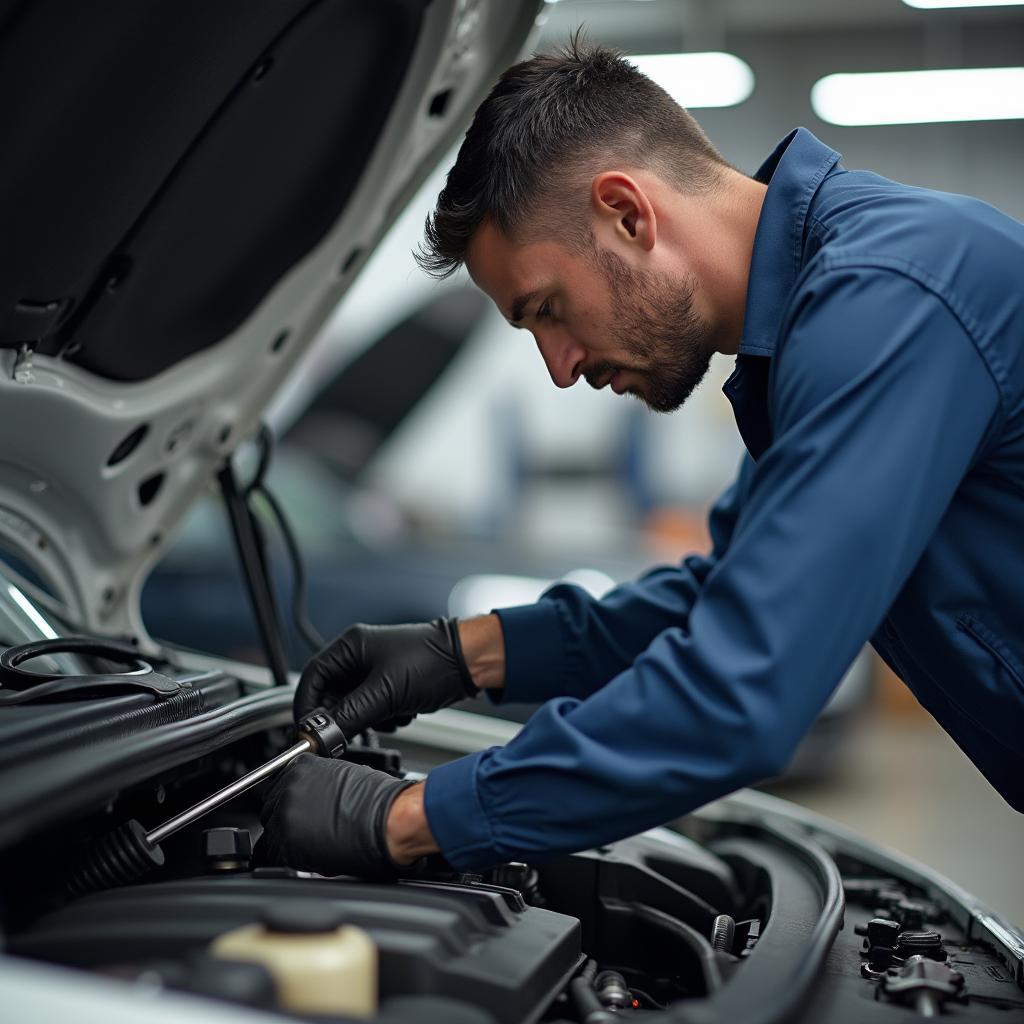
4 739 1023 1022
1 655 1022 1024
4 720 763 1022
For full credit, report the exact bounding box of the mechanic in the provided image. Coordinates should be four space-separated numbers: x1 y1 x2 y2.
258 39 1024 878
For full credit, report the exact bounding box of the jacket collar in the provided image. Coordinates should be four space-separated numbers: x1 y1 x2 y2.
739 128 842 357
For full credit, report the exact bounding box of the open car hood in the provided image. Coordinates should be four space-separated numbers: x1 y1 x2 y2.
0 0 540 637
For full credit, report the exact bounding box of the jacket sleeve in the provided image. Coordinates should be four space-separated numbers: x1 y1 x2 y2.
492 459 751 704
425 266 1002 869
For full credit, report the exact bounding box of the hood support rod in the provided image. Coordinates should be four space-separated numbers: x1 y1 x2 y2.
217 457 290 688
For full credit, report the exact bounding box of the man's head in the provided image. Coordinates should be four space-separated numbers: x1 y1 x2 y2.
417 36 761 412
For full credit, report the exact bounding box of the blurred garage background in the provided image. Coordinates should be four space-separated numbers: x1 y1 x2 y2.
142 0 1024 925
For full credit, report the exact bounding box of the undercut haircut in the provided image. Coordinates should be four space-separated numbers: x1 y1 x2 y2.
416 33 731 279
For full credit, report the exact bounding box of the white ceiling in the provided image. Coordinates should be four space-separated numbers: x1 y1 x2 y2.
539 0 1024 49
532 0 1024 223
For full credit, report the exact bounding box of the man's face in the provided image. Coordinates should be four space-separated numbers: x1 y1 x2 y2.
466 219 715 413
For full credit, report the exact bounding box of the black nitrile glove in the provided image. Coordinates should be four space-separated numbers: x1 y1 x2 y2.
293 618 478 736
255 754 415 878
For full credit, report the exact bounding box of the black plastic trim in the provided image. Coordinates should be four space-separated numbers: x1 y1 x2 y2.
0 687 292 849
707 789 1024 993
0 671 235 770
662 822 845 1024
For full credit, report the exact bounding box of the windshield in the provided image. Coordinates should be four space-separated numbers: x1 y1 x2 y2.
0 565 88 677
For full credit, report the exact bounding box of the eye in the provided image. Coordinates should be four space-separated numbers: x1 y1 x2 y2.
536 299 553 321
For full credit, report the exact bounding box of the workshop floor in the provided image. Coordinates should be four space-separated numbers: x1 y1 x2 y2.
764 711 1024 929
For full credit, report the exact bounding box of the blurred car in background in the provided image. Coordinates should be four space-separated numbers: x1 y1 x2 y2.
141 288 652 664
141 438 647 665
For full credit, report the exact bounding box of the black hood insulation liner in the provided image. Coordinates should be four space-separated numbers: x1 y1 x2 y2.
0 0 427 380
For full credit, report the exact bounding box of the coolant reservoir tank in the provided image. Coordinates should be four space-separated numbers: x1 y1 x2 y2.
210 902 377 1017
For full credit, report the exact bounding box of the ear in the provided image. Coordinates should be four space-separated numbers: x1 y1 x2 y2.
590 172 656 251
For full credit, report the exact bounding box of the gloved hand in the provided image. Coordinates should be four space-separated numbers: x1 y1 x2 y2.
293 618 478 735
255 754 416 878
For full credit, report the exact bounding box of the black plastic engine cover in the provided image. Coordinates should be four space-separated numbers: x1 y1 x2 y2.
11 875 582 1024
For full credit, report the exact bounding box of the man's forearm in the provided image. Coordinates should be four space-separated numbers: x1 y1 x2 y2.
386 782 439 864
458 614 506 690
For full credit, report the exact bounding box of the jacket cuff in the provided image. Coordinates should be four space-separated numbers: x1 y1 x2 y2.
424 751 500 870
492 602 566 704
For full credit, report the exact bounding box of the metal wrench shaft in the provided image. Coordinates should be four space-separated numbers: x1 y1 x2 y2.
64 709 347 898
142 706 347 848
146 739 312 846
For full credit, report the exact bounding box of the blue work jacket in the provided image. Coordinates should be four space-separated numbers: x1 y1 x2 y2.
425 128 1024 870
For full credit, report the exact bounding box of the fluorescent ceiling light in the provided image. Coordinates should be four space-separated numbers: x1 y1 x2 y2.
903 1 1024 8
629 52 754 108
811 67 1024 125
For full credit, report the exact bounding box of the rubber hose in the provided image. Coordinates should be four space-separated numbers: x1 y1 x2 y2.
65 819 164 898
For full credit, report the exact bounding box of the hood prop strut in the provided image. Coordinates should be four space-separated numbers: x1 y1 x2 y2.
217 453 290 688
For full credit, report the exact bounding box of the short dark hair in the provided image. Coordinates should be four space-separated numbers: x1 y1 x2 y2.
416 34 731 279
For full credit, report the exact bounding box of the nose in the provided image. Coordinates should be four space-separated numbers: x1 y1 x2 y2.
534 330 585 389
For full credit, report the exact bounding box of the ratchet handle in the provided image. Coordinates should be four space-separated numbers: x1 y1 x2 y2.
296 706 348 759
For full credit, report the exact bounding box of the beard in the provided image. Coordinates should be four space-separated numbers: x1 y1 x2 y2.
585 245 714 413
